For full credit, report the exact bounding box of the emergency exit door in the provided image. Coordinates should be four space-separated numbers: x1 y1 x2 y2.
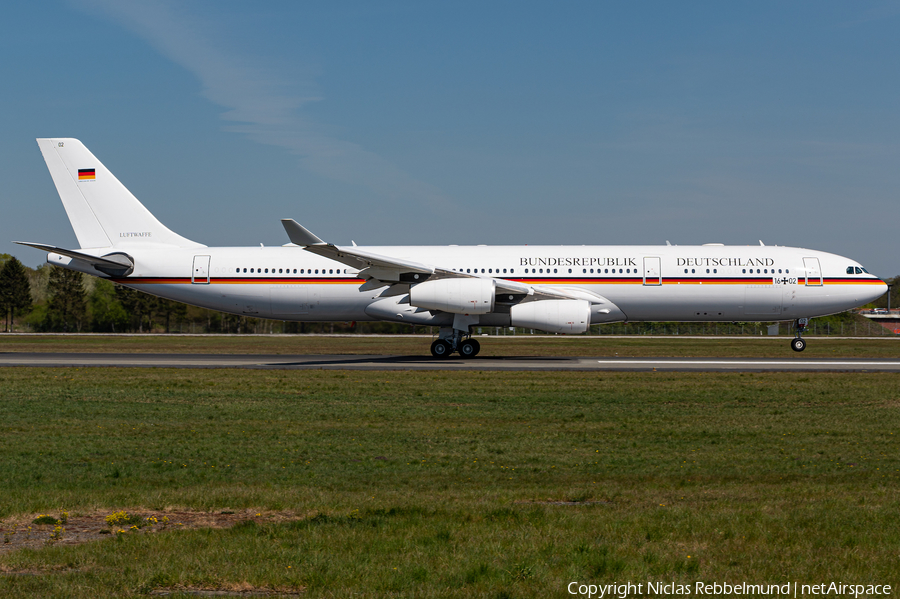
643 256 661 285
192 255 210 284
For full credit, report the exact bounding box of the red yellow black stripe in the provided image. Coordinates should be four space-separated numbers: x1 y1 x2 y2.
823 278 885 285
108 276 883 286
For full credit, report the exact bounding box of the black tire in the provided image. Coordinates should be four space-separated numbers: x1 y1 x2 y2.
791 338 806 352
430 339 452 358
459 339 478 358
469 338 481 357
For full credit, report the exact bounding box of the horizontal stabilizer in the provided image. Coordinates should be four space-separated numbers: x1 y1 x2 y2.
14 242 134 276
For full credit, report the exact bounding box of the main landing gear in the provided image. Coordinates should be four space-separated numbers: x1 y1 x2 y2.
430 328 481 359
791 318 809 352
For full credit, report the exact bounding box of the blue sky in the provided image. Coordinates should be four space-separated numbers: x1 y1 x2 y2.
2 1 898 276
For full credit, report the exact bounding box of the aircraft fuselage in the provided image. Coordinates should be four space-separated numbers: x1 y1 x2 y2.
49 243 884 326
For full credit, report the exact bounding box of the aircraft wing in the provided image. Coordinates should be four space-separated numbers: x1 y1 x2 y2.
281 219 584 301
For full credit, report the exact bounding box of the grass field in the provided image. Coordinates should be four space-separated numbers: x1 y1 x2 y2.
2 333 900 358
1 366 899 597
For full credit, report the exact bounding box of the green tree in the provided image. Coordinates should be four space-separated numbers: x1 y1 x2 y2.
0 256 33 332
89 279 130 332
155 297 188 333
46 266 86 332
114 285 158 332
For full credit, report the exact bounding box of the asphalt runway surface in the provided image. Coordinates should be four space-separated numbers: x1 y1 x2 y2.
2 352 900 372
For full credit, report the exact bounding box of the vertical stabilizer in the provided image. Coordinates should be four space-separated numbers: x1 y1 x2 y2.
36 138 203 249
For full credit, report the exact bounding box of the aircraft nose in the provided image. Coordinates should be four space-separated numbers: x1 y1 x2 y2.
870 278 889 303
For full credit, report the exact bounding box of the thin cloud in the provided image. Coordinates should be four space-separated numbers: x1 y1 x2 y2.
75 0 451 209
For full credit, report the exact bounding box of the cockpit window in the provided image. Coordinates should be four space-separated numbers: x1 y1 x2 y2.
847 267 854 274
855 267 863 274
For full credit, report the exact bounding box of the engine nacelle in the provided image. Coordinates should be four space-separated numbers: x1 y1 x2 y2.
510 299 591 334
409 278 495 314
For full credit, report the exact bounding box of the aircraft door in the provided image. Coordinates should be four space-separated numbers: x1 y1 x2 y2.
643 257 661 286
192 255 210 284
803 257 822 286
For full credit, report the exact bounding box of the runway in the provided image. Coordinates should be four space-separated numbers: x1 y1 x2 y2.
2 352 900 372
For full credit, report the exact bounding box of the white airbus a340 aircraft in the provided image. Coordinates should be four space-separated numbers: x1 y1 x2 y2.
18 138 887 357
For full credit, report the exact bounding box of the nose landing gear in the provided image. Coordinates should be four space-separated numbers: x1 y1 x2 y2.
791 318 809 352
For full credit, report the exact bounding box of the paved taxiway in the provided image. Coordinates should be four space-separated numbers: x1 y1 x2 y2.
2 353 900 372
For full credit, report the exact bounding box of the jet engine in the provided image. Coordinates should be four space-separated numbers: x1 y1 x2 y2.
510 299 591 334
409 278 495 314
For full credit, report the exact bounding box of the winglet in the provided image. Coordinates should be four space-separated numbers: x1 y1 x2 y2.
281 219 325 246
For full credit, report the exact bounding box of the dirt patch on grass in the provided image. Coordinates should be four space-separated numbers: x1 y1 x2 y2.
0 509 306 555
149 584 304 596
513 500 612 506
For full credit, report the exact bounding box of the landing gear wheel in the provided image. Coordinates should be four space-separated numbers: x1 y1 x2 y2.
791 338 807 352
430 339 452 359
459 339 480 358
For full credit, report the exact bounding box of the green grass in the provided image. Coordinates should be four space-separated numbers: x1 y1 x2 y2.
1 332 899 357
1 368 899 597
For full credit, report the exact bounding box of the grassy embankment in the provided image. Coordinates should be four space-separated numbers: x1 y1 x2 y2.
1 333 899 357
0 368 898 597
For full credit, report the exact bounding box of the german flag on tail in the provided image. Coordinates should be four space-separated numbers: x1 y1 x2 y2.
78 168 95 181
